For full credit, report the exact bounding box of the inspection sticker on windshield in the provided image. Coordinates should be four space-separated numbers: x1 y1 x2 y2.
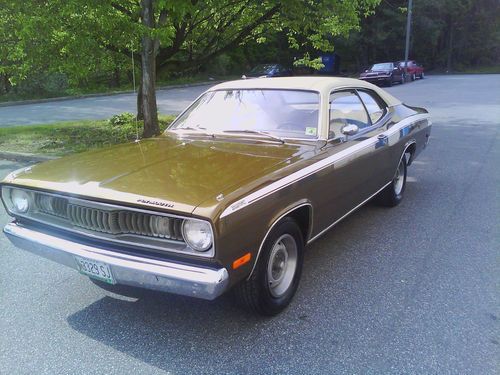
305 127 317 136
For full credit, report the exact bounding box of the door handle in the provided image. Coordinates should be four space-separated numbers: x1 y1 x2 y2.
378 134 388 141
376 134 389 147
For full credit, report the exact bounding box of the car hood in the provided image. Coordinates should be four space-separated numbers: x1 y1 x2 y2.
361 69 392 76
5 135 316 215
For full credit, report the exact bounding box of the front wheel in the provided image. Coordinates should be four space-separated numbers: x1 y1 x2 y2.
376 154 407 207
233 217 304 316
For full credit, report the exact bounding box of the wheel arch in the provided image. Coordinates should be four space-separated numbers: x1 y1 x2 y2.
402 139 417 166
247 201 313 280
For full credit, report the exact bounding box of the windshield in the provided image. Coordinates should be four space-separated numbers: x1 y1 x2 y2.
249 64 276 74
371 63 393 70
169 89 320 139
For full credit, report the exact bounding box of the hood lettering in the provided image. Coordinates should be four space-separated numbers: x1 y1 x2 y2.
137 199 174 208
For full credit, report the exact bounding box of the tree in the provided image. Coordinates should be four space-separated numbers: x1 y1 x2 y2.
1 0 381 136
333 0 500 72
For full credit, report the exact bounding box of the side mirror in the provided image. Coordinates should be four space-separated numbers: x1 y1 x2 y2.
341 124 359 136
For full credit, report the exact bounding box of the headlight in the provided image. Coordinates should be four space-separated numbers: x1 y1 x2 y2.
182 219 213 252
1 187 32 214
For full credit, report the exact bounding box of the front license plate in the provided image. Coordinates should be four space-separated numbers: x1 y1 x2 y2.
74 256 115 284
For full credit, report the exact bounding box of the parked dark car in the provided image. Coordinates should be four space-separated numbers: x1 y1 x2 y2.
242 64 292 79
359 62 405 86
397 60 424 81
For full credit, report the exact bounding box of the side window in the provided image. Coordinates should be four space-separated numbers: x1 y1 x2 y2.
329 91 370 139
357 91 386 124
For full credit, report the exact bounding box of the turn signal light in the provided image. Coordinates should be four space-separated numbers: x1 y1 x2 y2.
232 252 251 269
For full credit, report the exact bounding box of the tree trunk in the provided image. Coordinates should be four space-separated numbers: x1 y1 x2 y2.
136 78 144 120
110 67 120 87
140 0 160 138
2 74 11 94
446 18 454 72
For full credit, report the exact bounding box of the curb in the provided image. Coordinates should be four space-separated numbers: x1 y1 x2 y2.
0 80 224 108
0 151 59 163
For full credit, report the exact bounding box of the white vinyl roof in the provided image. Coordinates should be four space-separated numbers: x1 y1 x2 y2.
211 77 402 107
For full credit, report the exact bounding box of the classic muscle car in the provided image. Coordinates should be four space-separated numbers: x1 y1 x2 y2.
1 77 431 315
359 62 405 86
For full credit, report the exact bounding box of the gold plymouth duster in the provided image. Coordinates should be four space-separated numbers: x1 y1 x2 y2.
1 77 431 315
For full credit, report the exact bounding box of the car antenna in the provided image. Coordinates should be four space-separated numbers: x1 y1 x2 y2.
131 47 140 143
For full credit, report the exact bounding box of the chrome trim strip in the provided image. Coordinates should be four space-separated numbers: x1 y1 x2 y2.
401 140 417 165
247 202 312 280
307 181 392 243
4 222 228 300
221 113 430 218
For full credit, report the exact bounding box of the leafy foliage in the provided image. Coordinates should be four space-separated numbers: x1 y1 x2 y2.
108 112 136 126
1 0 380 86
334 0 500 71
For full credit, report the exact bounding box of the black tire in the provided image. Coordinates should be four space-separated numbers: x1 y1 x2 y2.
89 277 146 298
386 78 393 87
376 154 407 207
233 217 304 316
400 74 405 84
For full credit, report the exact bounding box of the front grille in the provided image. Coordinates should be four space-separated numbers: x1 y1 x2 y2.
32 192 184 241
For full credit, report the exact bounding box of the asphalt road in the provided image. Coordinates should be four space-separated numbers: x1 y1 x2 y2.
0 75 499 374
0 84 212 127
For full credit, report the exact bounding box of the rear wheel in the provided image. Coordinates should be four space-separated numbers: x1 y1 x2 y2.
233 217 304 316
376 154 407 207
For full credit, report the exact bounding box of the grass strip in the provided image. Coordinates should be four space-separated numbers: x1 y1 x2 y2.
0 115 175 156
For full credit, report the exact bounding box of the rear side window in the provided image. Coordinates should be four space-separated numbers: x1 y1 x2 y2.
357 91 386 124
329 91 369 139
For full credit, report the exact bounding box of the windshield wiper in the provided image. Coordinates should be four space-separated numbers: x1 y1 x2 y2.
222 129 284 144
176 126 215 138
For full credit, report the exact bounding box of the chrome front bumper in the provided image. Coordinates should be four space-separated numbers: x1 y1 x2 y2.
4 222 229 300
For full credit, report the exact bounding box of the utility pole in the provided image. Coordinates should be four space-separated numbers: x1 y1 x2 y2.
403 0 413 80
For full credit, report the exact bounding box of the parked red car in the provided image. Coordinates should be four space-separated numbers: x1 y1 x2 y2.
397 60 424 81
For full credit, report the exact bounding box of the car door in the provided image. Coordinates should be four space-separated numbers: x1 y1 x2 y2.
313 89 392 233
393 63 404 81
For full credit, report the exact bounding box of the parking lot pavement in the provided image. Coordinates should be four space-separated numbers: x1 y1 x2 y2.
0 75 498 374
0 84 212 127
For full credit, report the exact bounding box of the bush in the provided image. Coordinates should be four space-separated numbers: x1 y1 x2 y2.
42 73 69 95
108 112 135 126
10 72 69 98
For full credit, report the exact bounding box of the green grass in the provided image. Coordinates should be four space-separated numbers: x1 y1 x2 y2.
0 115 175 156
456 65 500 74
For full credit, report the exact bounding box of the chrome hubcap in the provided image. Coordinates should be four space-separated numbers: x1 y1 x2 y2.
267 234 298 298
393 160 405 195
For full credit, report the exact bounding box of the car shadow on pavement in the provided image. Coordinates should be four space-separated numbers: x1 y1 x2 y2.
66 290 283 372
64 205 395 373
